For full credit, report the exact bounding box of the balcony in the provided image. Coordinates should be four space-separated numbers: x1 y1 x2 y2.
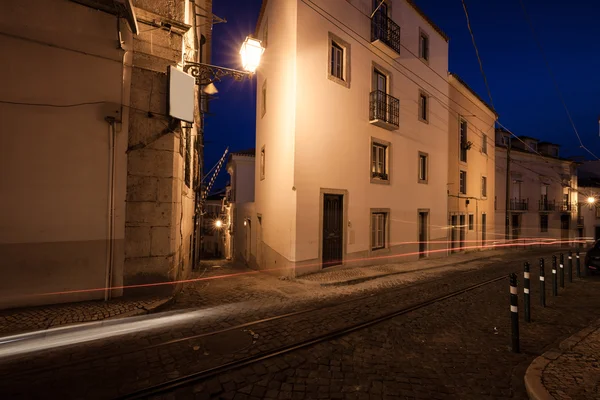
371 13 401 58
538 199 556 211
510 198 528 211
561 201 572 212
369 90 399 130
577 216 584 227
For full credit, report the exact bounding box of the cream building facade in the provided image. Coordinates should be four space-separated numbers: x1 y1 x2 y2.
254 0 452 276
0 0 210 308
577 161 600 243
447 74 497 252
494 129 578 245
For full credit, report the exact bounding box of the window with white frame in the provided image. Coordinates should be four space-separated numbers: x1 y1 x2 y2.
371 140 389 182
371 211 388 250
418 91 429 122
418 152 428 184
459 170 467 194
328 33 350 87
481 176 487 198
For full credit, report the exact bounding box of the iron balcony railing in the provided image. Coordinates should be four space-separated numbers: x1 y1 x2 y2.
369 90 400 128
538 199 556 211
561 201 572 212
510 198 529 211
371 12 401 54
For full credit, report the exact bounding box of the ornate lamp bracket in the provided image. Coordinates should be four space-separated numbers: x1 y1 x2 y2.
183 62 251 85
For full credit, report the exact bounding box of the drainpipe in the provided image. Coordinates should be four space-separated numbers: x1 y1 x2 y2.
105 117 117 301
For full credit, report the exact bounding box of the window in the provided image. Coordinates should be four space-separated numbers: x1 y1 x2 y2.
418 91 429 123
371 211 388 250
260 146 265 180
261 80 267 117
418 152 428 184
459 170 467 194
419 30 429 61
331 42 343 79
459 118 468 162
528 141 537 152
540 214 548 232
263 18 268 48
371 140 389 182
482 134 487 154
552 147 559 157
328 33 350 87
541 185 548 203
481 176 487 198
468 214 474 230
502 136 510 146
595 206 600 219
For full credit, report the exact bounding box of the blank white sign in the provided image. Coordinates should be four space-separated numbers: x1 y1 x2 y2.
168 65 194 123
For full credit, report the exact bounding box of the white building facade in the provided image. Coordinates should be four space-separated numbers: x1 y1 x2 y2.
224 150 257 265
255 0 451 276
494 130 578 245
447 74 497 252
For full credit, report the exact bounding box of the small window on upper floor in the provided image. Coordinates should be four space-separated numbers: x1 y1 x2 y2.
502 135 510 147
419 30 429 61
459 118 468 163
418 152 428 184
371 139 390 183
481 176 487 198
482 134 488 154
418 91 429 123
459 170 467 194
261 80 267 118
328 33 351 88
260 146 265 180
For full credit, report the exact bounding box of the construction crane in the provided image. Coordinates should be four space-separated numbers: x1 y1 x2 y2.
201 147 229 203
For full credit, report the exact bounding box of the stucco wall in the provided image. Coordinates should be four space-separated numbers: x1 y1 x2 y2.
292 0 449 271
254 0 299 266
448 75 496 250
0 0 129 308
495 146 577 244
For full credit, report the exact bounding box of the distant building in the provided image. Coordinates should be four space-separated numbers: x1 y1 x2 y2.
0 0 210 309
447 73 497 252
494 129 578 245
223 149 256 265
255 0 452 276
202 191 226 259
577 160 600 243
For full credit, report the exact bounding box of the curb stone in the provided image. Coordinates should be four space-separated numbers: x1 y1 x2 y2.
524 318 600 400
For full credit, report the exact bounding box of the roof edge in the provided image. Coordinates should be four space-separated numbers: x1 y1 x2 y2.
448 72 498 118
405 0 449 42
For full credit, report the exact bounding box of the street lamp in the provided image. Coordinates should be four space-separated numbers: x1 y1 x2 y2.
183 35 264 85
214 219 223 228
587 196 596 205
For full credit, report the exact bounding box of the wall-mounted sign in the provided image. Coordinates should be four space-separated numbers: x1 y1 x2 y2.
167 65 194 123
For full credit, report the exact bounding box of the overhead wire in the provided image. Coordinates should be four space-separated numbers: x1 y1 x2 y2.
518 0 599 161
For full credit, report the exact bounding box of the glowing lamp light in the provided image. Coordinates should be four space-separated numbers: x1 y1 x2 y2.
587 196 596 204
243 220 247 226
240 36 264 73
215 219 223 228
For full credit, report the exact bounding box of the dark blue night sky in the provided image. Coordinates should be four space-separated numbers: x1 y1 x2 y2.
204 0 600 191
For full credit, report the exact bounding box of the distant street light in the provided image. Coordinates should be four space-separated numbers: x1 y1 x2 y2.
214 219 223 228
588 196 596 205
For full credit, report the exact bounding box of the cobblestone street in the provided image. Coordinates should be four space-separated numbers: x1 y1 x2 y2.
0 247 598 400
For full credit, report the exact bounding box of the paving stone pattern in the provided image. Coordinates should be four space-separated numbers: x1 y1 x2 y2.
0 248 595 399
0 297 169 336
543 326 600 399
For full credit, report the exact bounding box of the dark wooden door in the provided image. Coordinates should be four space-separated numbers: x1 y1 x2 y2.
451 215 458 253
512 214 520 240
481 213 487 247
561 214 570 246
459 215 466 250
323 194 343 267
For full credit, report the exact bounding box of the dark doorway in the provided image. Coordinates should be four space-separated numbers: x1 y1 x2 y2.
451 215 458 253
595 226 600 241
459 214 466 251
418 211 428 258
512 214 520 240
323 194 343 268
481 213 487 247
560 214 570 246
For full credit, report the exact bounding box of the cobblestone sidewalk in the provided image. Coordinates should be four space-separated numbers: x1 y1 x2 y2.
525 318 600 400
0 296 172 337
